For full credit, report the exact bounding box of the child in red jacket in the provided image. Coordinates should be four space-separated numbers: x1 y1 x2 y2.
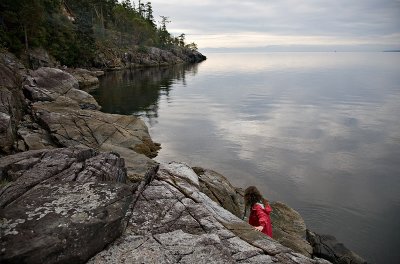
244 186 273 238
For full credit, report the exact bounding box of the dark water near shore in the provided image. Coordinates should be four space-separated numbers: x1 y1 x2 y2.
92 52 400 263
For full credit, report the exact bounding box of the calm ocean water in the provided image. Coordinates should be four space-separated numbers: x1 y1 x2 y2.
92 52 400 263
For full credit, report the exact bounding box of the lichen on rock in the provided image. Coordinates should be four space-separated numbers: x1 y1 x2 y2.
0 148 133 264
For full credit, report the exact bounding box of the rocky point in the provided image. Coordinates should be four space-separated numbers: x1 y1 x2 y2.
0 51 366 263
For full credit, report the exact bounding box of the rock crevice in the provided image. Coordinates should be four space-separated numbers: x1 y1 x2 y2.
89 162 330 264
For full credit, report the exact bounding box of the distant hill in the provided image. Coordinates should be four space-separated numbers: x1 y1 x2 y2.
202 44 400 53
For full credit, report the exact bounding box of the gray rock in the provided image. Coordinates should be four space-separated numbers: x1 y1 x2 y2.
170 47 207 63
0 148 127 207
65 68 102 87
4 64 159 181
271 202 313 257
193 167 245 218
1 153 330 264
0 53 26 154
16 115 56 151
306 230 367 264
192 167 313 258
0 148 133 264
0 112 14 152
11 65 160 181
90 162 330 264
23 67 100 110
31 98 159 181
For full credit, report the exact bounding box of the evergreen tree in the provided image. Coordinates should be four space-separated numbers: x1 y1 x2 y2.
0 0 46 53
0 0 199 66
178 33 185 47
138 0 145 18
158 16 171 47
185 42 198 51
145 2 155 26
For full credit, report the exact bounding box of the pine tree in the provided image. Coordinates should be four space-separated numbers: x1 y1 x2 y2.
145 2 154 26
178 33 185 47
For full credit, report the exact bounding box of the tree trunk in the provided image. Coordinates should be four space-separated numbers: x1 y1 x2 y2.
24 24 29 51
100 5 105 37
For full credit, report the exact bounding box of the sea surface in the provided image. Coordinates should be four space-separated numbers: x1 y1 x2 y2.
92 52 400 263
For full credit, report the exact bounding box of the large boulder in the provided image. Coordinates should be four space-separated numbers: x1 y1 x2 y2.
90 162 330 264
0 148 133 264
306 230 367 264
23 67 100 110
65 68 103 88
193 167 245 218
270 202 313 257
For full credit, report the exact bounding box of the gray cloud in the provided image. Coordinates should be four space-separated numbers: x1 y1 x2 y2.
147 0 400 48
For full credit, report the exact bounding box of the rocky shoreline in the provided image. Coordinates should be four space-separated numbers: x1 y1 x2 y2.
0 52 366 263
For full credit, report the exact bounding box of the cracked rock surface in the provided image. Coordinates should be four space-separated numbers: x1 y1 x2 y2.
0 148 133 264
89 162 330 264
1 153 330 264
31 96 159 181
25 66 160 181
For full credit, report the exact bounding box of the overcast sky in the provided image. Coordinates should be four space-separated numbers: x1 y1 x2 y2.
145 0 400 51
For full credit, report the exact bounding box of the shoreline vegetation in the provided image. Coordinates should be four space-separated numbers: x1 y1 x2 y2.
0 1 366 263
0 0 205 69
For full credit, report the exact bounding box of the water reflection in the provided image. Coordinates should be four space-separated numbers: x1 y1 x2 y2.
91 63 199 123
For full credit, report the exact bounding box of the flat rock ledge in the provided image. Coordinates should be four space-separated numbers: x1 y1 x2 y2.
1 152 330 264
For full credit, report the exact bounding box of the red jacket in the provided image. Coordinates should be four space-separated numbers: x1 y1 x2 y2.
249 202 273 238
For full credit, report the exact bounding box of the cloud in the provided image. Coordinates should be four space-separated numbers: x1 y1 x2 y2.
148 0 400 48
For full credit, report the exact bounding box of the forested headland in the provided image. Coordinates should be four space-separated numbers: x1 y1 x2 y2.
0 0 201 67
